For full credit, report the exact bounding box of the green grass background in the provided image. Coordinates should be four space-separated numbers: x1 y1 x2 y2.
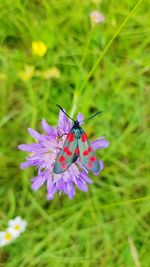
0 0 149 266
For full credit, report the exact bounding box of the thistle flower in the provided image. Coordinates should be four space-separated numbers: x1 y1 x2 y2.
31 40 47 57
90 10 105 25
18 110 109 200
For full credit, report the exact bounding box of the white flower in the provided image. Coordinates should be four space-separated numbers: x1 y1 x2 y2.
7 216 27 238
0 230 14 247
0 217 27 247
90 10 105 25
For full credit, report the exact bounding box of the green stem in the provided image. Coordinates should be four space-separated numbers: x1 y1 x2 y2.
71 0 143 115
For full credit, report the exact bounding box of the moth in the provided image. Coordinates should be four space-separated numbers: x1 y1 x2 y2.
53 105 102 174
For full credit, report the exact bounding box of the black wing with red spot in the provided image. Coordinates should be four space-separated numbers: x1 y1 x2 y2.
53 131 78 174
78 130 100 173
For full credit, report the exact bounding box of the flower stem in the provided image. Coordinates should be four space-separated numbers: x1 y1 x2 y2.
71 0 143 114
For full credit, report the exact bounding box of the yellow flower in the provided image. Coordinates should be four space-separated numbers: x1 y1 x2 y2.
18 65 35 81
32 41 47 57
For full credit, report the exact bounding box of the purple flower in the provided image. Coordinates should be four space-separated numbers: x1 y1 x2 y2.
18 110 109 200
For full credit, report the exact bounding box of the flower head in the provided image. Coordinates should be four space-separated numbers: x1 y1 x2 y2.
36 67 61 80
7 216 27 238
18 110 109 200
0 216 27 247
90 10 105 25
0 230 14 247
18 65 35 81
31 41 47 57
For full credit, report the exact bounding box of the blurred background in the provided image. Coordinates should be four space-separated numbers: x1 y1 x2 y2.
0 0 149 266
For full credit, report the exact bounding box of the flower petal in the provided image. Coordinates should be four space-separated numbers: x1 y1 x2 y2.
8 217 21 226
47 184 57 200
0 232 5 238
41 119 57 137
68 182 75 199
20 160 38 169
57 110 70 135
28 128 42 141
91 138 109 151
32 175 46 190
67 182 75 198
77 113 84 125
63 182 75 199
46 173 53 194
18 144 40 152
99 160 104 170
80 170 93 184
76 178 88 192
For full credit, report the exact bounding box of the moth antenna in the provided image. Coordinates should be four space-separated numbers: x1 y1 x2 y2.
81 111 102 123
85 111 102 121
56 104 75 122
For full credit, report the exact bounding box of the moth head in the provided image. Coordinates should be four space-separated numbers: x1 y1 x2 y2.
73 120 80 128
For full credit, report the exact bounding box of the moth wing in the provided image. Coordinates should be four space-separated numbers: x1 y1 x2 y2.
78 130 100 173
72 146 80 163
53 131 78 174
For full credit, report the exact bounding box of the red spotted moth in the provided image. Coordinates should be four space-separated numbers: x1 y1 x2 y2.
53 105 102 174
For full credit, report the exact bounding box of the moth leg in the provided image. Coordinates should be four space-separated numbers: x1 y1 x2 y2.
60 133 68 138
56 146 62 150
